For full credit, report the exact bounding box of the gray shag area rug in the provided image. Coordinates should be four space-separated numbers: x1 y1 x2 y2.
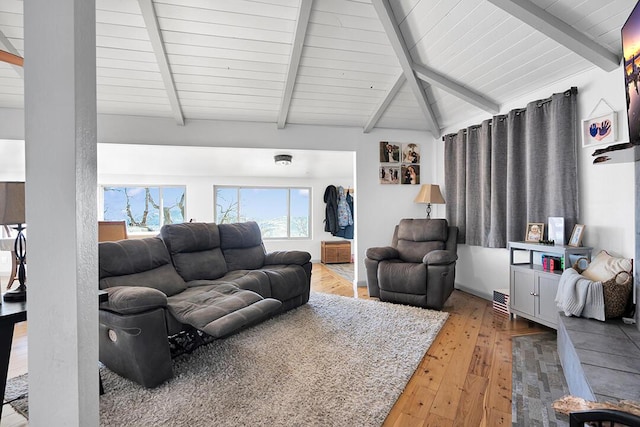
512 332 570 427
5 292 448 426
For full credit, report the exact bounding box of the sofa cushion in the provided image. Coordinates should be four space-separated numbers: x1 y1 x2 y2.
396 219 447 263
166 283 281 338
170 249 228 282
397 218 448 242
186 270 272 298
161 222 228 281
99 237 171 278
264 251 312 266
101 286 167 315
219 222 266 270
378 261 427 294
397 241 445 263
581 250 633 282
99 238 187 296
99 264 187 297
161 222 221 253
260 265 308 301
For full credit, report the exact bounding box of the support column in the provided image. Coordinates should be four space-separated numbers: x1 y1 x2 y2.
24 1 99 425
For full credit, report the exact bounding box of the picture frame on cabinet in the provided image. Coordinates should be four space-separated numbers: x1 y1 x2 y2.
525 223 544 243
568 224 585 247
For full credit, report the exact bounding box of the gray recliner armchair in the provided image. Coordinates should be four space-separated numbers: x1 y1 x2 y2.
365 218 458 310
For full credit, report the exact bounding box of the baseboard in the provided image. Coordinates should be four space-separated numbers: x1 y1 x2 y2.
454 283 491 301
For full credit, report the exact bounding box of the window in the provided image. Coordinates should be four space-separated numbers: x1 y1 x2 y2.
102 186 186 233
214 186 310 239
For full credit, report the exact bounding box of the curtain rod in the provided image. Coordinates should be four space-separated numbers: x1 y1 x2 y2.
441 87 577 141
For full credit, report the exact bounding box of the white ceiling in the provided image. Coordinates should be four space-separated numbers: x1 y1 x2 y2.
0 0 634 137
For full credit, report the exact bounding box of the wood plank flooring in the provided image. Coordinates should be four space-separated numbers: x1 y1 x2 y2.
0 263 547 426
311 262 548 426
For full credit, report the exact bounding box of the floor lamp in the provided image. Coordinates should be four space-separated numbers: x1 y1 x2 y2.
414 184 445 219
0 182 26 302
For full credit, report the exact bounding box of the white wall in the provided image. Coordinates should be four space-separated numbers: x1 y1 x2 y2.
440 66 635 299
4 66 628 299
0 114 437 286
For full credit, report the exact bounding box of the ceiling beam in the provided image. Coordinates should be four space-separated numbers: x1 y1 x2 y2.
277 0 313 129
363 72 405 133
0 30 23 77
487 0 619 72
412 62 500 114
371 0 440 135
138 0 184 126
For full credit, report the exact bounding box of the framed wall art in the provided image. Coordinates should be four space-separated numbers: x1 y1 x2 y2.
582 100 617 148
379 141 419 185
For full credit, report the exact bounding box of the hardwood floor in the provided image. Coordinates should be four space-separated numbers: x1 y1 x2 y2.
311 262 548 426
0 263 548 426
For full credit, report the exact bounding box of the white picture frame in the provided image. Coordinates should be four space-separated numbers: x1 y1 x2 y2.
582 112 617 148
548 217 564 244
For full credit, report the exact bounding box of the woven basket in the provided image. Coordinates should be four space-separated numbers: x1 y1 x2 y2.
602 271 633 319
572 257 632 319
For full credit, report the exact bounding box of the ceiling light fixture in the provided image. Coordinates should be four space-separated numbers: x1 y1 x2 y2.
274 154 292 166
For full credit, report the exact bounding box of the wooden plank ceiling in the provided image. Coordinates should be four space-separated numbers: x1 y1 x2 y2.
0 0 634 136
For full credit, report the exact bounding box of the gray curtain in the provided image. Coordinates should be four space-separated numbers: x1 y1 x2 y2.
444 87 578 248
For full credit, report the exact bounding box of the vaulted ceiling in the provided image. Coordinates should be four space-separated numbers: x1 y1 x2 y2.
0 0 633 137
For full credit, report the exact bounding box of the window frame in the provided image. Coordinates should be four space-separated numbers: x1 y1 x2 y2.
213 185 311 240
100 185 187 235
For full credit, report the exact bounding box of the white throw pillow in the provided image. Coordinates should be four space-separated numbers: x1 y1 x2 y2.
581 250 632 282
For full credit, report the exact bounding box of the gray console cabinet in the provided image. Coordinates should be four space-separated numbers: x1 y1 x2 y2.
508 241 592 329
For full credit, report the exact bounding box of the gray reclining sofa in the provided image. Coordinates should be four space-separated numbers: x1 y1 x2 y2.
98 221 312 387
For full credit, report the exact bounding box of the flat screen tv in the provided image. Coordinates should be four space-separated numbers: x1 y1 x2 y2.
622 0 640 145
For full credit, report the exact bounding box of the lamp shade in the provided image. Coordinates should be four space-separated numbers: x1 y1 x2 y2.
0 182 25 225
413 184 445 204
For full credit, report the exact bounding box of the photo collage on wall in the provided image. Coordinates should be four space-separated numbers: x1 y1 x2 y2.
379 141 420 185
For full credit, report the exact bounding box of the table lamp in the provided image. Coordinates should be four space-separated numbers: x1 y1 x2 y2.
0 182 26 302
413 184 445 219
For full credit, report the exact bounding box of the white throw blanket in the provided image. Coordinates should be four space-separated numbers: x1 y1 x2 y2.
555 268 605 321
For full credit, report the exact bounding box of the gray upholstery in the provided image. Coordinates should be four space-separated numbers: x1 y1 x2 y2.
167 284 281 337
98 221 312 388
365 218 458 310
99 238 187 297
161 222 228 281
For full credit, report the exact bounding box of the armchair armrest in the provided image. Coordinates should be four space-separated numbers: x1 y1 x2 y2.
423 250 457 266
366 246 399 261
264 250 311 266
100 286 167 315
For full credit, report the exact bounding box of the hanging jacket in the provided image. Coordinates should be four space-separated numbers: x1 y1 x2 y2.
336 186 353 228
323 185 338 235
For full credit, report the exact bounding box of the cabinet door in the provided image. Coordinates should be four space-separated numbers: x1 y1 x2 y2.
535 273 560 326
510 267 534 316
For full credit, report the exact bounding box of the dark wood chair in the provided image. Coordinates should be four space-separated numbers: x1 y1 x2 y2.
98 221 128 242
570 409 640 426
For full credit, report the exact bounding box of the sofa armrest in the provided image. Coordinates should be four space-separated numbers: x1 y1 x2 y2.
366 246 399 261
423 250 457 266
264 251 311 266
100 286 168 315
